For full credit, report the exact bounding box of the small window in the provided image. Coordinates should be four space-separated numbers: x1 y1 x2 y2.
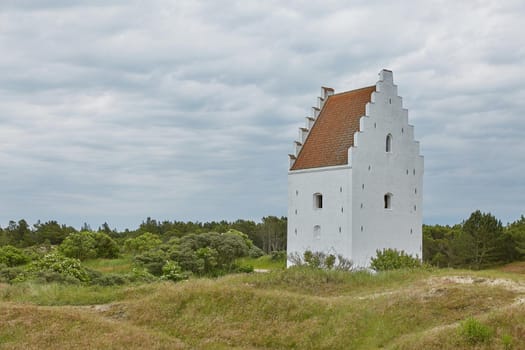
414 205 417 211
384 193 392 209
360 203 363 209
360 226 364 232
341 207 344 213
386 134 392 152
389 98 392 104
294 228 297 235
362 184 365 190
295 190 299 196
415 188 417 195
340 186 343 193
314 193 323 209
401 127 404 134
413 169 416 175
368 165 371 171
374 122 377 128
314 225 321 239
338 227 342 233
295 209 297 215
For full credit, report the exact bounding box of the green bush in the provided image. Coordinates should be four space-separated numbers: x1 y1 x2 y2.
0 245 30 267
458 317 492 345
60 231 119 260
288 251 353 271
248 245 264 258
92 273 129 286
59 232 97 260
160 260 188 282
370 248 421 271
26 253 90 283
0 266 25 283
271 251 287 261
124 232 162 254
133 249 168 276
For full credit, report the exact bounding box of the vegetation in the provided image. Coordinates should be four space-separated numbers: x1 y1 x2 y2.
370 248 422 271
2 266 525 349
424 211 525 269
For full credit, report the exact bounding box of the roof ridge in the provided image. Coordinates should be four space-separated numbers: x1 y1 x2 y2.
330 85 376 98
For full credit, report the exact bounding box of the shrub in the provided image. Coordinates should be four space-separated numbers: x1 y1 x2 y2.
288 251 354 271
27 252 90 283
133 249 168 276
160 260 188 282
234 263 254 273
0 266 25 283
0 245 30 267
271 251 287 261
370 248 421 271
124 232 162 254
248 245 264 258
92 273 129 286
59 232 97 260
458 317 492 345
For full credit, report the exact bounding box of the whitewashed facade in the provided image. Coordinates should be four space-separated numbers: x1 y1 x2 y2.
287 70 423 268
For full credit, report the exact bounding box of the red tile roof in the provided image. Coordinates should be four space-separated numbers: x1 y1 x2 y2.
291 85 376 170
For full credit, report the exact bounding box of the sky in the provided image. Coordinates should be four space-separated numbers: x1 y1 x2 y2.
0 0 524 230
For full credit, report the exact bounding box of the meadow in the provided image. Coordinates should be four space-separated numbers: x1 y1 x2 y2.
2 258 525 349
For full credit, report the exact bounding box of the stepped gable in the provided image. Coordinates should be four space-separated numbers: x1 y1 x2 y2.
291 85 376 170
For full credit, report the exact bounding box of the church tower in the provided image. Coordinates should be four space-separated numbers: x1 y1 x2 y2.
287 69 423 267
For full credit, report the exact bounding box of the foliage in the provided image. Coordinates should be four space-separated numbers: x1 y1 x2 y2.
92 232 120 258
455 210 507 269
370 248 421 271
169 231 250 275
133 249 168 276
458 317 493 345
270 250 286 261
91 273 130 286
59 231 97 260
288 250 354 271
0 245 30 267
248 245 264 258
0 266 25 283
124 232 162 254
160 260 188 282
25 253 90 283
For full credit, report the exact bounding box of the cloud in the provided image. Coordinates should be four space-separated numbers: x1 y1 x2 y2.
0 0 524 229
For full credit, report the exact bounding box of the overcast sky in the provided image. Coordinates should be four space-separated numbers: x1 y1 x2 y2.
1 0 524 230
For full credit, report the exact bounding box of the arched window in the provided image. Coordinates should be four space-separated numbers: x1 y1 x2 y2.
386 134 392 152
313 193 323 209
384 193 392 209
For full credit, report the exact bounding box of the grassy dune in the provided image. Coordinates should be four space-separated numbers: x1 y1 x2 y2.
2 267 525 349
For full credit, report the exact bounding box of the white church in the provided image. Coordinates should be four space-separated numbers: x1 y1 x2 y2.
287 69 423 268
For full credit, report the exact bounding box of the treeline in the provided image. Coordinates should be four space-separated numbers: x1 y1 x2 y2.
424 211 525 269
0 216 287 254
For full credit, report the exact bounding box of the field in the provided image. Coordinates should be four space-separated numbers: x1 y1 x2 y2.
2 260 525 349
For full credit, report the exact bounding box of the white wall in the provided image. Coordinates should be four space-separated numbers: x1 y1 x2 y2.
349 70 424 267
287 165 352 266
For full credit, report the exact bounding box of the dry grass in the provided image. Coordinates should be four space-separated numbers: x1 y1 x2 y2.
1 266 525 349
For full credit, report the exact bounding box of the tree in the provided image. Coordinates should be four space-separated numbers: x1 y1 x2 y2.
59 232 97 261
507 215 525 259
124 232 162 254
0 245 30 267
256 216 287 253
456 210 505 269
34 220 76 245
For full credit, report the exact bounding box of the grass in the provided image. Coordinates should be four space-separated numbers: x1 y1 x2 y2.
83 256 134 274
236 255 286 270
1 265 525 349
